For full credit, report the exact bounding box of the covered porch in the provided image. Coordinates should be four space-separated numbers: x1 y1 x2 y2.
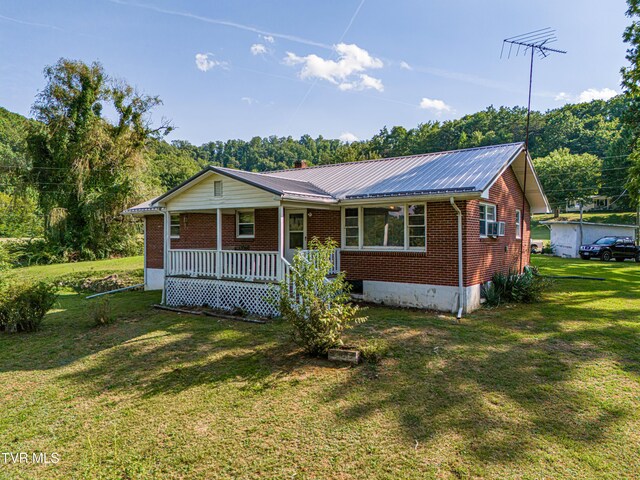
163 206 341 283
161 205 340 317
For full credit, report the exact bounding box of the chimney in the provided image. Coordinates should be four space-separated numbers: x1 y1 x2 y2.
294 160 308 169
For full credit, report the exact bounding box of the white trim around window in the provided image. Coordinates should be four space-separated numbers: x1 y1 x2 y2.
236 209 255 238
479 202 497 238
341 203 427 252
515 209 522 239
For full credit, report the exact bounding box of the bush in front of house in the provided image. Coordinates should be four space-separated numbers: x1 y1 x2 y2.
277 238 367 356
0 280 58 333
482 267 551 307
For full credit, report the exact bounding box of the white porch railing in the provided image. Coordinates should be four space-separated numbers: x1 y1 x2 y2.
168 249 280 282
167 248 340 283
220 250 279 281
167 249 217 277
299 249 341 275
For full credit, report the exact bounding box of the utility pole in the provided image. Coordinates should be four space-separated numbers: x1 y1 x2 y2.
501 28 566 271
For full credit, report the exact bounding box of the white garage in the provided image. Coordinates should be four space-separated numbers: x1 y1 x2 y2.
540 221 638 258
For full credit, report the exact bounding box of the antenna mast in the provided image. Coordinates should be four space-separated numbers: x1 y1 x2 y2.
501 28 566 271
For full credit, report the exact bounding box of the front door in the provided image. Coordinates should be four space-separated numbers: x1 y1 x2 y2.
285 210 307 262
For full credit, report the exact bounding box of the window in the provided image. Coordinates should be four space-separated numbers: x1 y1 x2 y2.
170 214 180 238
408 204 426 247
344 208 359 247
236 210 255 238
515 209 521 239
364 205 404 247
479 203 496 237
342 203 426 250
214 180 223 197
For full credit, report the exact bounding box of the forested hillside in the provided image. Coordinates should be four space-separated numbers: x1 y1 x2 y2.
0 96 632 238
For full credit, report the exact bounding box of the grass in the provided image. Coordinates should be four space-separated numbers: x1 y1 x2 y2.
532 211 637 241
4 255 143 282
0 256 639 478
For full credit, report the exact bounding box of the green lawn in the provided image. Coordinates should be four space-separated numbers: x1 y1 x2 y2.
532 211 637 241
5 255 144 282
1 256 639 479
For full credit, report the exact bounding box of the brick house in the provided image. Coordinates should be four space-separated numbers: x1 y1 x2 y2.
124 142 549 316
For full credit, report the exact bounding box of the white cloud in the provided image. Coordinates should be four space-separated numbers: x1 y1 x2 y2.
241 96 257 105
419 97 452 113
195 53 228 72
284 43 384 92
555 88 618 103
337 74 384 93
339 132 358 143
261 34 275 44
400 61 412 70
250 43 267 55
577 87 617 102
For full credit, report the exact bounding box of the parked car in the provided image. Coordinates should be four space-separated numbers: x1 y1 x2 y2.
530 240 544 254
579 236 640 262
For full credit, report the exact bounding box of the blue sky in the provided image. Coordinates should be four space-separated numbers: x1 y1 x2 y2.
0 0 630 145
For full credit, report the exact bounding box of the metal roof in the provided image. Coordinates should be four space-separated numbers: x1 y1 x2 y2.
260 142 525 200
122 199 162 215
214 167 334 200
125 142 552 214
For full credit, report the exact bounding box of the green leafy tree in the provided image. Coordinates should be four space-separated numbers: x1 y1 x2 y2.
277 238 366 356
26 59 171 257
534 148 602 209
622 0 640 206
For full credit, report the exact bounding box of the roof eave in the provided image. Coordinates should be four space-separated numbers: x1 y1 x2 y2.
339 190 483 205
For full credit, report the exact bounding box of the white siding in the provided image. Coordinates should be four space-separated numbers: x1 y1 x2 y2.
165 172 279 211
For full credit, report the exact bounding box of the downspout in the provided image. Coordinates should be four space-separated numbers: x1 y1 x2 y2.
450 197 464 319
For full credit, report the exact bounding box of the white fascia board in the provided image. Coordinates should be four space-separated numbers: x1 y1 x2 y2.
338 192 481 206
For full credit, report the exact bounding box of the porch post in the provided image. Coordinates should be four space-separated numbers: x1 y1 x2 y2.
216 208 222 279
278 206 285 280
162 209 170 304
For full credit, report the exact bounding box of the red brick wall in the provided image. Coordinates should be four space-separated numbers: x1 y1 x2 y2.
221 208 279 251
463 166 531 285
145 215 164 269
170 213 216 250
144 167 530 287
340 201 460 286
307 208 341 244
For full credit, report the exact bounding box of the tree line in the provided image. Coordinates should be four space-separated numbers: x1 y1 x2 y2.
152 96 631 210
0 56 637 260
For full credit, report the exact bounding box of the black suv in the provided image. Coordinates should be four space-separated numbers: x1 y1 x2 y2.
579 236 640 262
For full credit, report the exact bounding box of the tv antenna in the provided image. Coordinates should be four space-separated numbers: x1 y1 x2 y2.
501 27 566 271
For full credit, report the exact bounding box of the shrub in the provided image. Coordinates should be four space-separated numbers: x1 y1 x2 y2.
0 243 13 271
0 281 58 333
481 267 551 307
89 297 114 327
358 338 390 363
2 238 67 267
541 242 554 255
277 238 367 356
